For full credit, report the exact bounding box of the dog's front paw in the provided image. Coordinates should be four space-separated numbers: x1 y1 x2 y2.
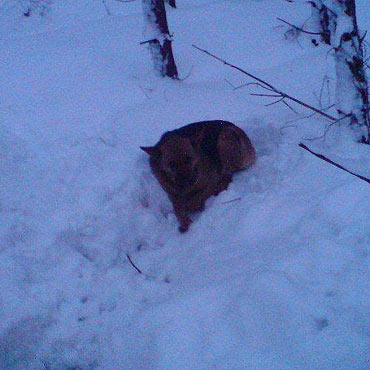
178 218 192 233
178 224 189 233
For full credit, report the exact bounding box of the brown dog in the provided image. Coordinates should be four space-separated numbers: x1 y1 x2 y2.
141 120 256 232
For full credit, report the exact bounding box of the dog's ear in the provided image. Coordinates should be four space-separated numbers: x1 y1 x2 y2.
140 146 160 157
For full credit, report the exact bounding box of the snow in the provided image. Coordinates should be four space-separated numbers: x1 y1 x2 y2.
1 0 370 369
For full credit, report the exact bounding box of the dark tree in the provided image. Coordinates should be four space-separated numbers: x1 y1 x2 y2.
310 0 370 142
142 0 179 79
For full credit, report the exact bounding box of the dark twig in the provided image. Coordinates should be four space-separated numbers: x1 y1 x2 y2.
242 83 275 92
178 65 194 81
360 30 367 44
283 100 299 114
303 113 351 141
279 124 298 135
286 104 335 124
299 143 370 185
140 39 155 45
222 197 242 204
126 254 143 274
225 79 237 89
250 93 282 98
102 0 111 15
192 44 337 122
193 44 277 89
265 97 285 106
277 17 322 36
227 81 276 92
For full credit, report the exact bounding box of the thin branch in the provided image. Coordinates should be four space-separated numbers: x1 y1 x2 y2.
265 97 285 106
192 44 337 122
178 65 194 81
299 143 370 185
360 30 367 44
302 113 351 141
222 197 242 204
286 104 335 124
140 38 156 45
101 0 111 15
126 254 143 274
227 81 276 92
250 93 282 98
241 82 275 92
192 44 276 90
302 122 337 141
283 100 299 115
280 124 298 135
277 17 322 36
225 79 237 89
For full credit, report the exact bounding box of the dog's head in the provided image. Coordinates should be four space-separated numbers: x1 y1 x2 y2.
141 136 200 192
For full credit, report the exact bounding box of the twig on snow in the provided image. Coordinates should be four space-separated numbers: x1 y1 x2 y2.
222 197 242 204
101 0 111 15
299 143 370 185
178 65 195 81
126 254 143 274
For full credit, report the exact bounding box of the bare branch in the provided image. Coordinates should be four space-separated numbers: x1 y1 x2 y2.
221 197 242 204
250 93 282 98
303 113 351 141
178 65 194 81
227 81 276 92
277 17 322 36
241 82 275 92
140 38 156 45
126 254 143 274
192 44 276 90
101 0 111 15
265 97 285 106
280 124 298 135
299 143 370 185
282 100 299 114
360 30 368 44
286 104 335 124
192 44 338 122
225 79 237 89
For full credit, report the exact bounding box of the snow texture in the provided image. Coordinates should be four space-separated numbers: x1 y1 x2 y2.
1 0 370 369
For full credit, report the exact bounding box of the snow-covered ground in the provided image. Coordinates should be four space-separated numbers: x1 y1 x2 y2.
1 0 370 369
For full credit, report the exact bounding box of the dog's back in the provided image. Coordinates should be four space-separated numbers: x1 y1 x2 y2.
158 120 238 173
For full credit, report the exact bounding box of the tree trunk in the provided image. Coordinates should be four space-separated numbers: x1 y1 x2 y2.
309 0 370 143
142 0 179 79
309 0 337 45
